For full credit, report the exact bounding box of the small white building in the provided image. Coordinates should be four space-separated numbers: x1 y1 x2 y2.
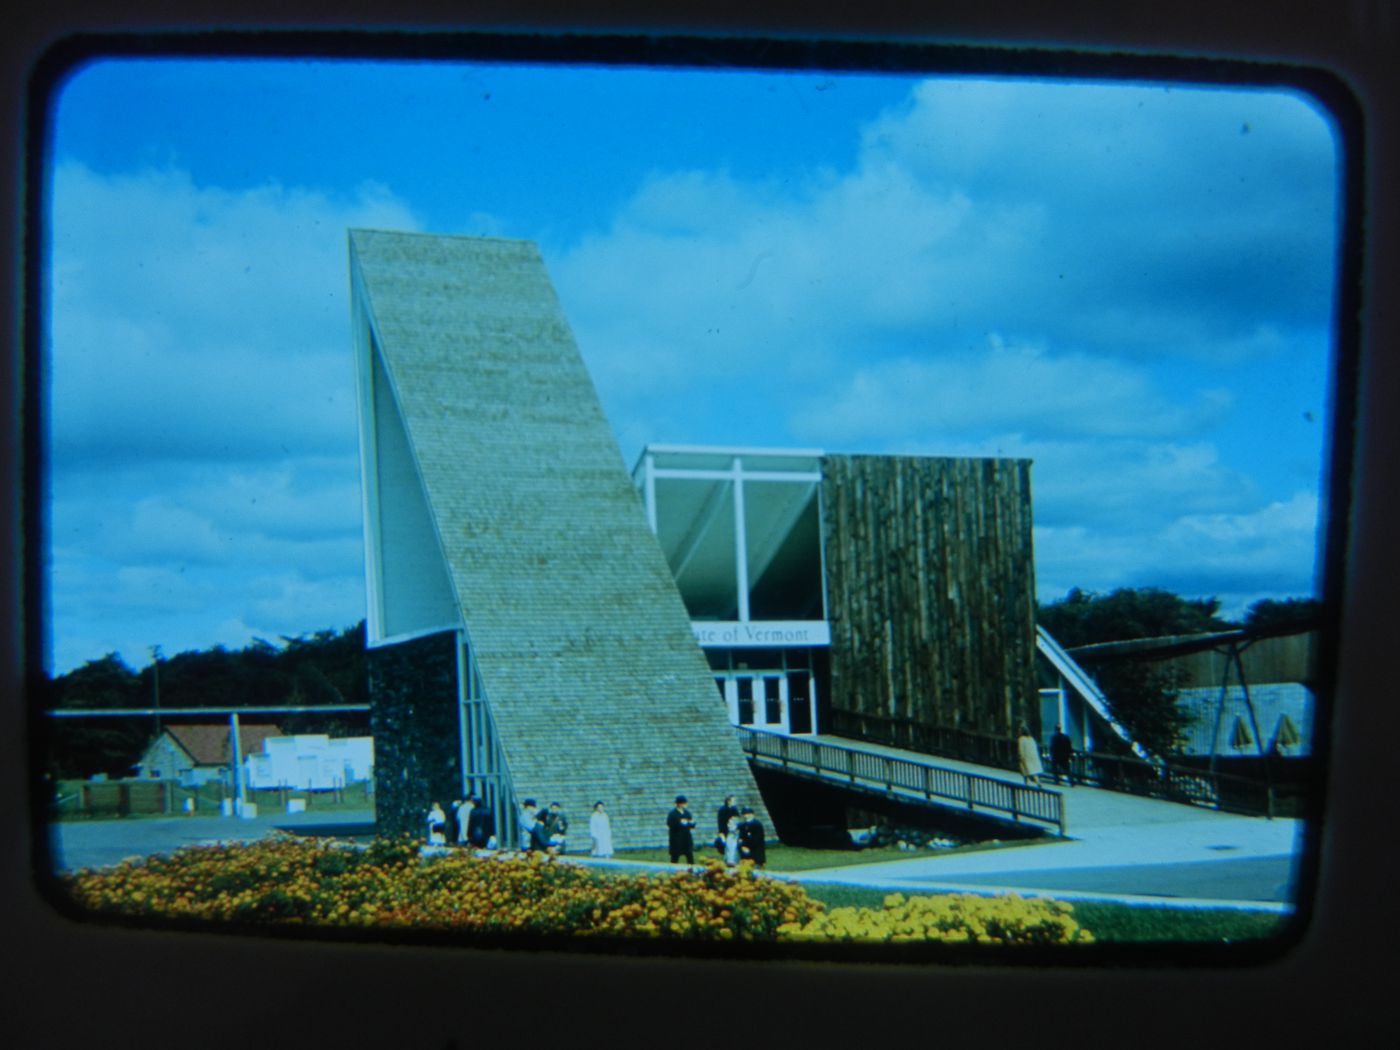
244 734 374 791
137 723 283 788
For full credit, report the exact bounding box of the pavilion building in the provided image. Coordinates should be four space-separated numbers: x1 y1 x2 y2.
350 228 1041 848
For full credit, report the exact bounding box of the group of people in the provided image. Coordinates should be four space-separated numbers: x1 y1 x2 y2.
518 798 586 855
425 792 767 868
667 793 767 869
1016 723 1077 787
425 796 498 848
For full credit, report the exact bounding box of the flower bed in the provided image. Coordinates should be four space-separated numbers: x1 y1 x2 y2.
59 835 1089 947
778 891 1093 945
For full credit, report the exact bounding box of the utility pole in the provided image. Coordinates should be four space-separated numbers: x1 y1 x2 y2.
149 645 163 735
230 712 247 814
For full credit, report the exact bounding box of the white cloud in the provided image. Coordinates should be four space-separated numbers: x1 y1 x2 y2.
1033 491 1322 615
789 338 1234 445
45 74 1334 671
46 162 408 670
549 75 1332 619
50 162 420 468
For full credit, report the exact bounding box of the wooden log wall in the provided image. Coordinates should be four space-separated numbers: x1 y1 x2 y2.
821 455 1039 754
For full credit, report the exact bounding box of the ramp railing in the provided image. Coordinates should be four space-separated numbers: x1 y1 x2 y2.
737 728 1065 835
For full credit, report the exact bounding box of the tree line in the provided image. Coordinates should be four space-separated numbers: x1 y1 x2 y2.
40 591 1322 778
42 622 370 779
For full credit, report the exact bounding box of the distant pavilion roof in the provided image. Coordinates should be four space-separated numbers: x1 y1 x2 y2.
1066 619 1323 664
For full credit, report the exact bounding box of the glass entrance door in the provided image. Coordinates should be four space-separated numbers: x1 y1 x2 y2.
723 673 789 732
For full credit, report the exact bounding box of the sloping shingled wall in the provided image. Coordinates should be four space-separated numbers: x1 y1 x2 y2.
351 229 769 849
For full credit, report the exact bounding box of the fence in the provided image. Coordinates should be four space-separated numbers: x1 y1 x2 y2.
827 710 1021 769
53 778 374 819
1051 750 1281 817
738 728 1065 834
826 710 1284 819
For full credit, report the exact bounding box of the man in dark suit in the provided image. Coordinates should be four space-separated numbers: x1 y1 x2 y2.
666 795 696 864
466 795 495 848
737 806 766 867
529 809 554 853
1049 724 1075 786
542 801 569 853
717 794 740 837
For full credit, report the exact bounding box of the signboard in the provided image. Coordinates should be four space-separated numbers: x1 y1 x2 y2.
691 621 830 648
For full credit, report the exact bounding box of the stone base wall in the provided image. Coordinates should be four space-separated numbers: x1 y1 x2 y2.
368 630 462 836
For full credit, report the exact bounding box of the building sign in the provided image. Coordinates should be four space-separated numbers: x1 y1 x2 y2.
691 621 830 648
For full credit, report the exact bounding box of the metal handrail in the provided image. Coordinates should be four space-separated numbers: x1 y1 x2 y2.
738 728 1065 835
1052 748 1278 817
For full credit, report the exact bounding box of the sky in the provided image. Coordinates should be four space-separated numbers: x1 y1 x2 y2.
45 55 1341 675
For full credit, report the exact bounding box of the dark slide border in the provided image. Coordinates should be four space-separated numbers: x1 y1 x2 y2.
4 3 1396 1046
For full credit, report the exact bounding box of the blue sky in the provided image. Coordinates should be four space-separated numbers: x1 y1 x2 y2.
46 57 1340 674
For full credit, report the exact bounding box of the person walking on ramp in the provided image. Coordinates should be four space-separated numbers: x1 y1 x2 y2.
1049 724 1075 786
1017 724 1044 787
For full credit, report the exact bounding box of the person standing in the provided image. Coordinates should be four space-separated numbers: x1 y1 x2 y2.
518 798 538 851
737 806 767 868
666 795 696 864
1017 724 1044 787
1049 724 1075 786
589 800 614 858
453 797 474 845
721 814 741 867
467 795 495 848
716 794 740 837
426 801 447 845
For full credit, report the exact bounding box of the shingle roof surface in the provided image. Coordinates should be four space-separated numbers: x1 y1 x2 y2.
164 723 283 766
350 230 768 847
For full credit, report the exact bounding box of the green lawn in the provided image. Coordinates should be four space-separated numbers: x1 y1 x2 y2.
791 882 1289 944
790 883 1288 943
612 836 1057 872
1067 900 1290 943
609 842 1289 945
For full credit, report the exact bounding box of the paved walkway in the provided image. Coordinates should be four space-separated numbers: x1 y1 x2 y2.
47 809 376 873
48 761 1306 909
792 735 1304 907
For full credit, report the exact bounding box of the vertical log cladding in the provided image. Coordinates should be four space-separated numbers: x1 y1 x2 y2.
367 629 462 835
822 456 1038 753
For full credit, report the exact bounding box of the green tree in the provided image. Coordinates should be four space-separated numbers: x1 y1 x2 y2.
1038 586 1234 648
45 622 371 777
1038 588 1233 757
45 653 148 778
1243 597 1322 632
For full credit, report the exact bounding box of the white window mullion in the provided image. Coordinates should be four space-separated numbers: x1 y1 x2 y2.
732 457 750 622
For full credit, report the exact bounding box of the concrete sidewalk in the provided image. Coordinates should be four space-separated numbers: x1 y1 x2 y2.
46 808 376 873
784 734 1306 907
46 785 1307 908
789 793 1303 907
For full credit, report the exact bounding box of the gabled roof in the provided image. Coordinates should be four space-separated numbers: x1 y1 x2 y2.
161 723 283 766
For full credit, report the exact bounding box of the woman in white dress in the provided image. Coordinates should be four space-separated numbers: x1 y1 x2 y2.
589 800 614 858
1016 724 1044 786
722 814 741 868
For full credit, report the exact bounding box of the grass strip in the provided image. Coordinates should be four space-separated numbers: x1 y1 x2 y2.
794 882 1287 944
